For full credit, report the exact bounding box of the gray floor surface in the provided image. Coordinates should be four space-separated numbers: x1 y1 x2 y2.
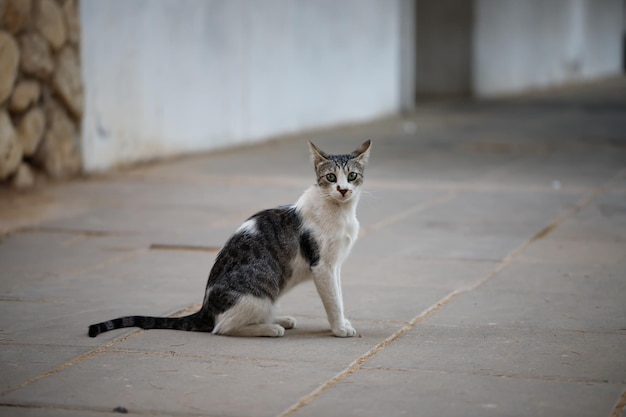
1 77 625 417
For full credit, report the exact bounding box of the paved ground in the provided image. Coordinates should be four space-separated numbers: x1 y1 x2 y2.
1 77 625 417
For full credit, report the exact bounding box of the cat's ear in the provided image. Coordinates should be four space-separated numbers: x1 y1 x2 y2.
308 141 329 165
351 140 372 165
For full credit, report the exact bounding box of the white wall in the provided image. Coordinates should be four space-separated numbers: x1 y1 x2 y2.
80 0 402 172
474 0 624 96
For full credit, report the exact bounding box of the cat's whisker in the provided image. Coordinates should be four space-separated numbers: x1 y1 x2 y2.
358 189 378 201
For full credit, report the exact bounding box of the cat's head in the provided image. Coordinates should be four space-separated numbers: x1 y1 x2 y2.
308 140 371 203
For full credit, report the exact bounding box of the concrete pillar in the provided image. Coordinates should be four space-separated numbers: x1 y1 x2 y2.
415 0 474 98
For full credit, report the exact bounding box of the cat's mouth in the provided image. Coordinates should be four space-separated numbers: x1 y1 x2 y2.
333 190 353 202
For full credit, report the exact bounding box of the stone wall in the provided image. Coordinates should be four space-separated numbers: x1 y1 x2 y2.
0 0 82 189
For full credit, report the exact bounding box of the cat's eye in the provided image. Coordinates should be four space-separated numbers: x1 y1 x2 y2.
326 173 337 182
347 172 358 182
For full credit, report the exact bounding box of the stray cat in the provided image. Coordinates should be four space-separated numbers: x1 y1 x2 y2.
88 140 371 338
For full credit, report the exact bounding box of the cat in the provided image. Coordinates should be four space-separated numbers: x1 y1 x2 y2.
88 140 371 338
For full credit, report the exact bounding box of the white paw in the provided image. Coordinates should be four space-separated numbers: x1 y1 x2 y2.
332 321 356 338
267 324 285 337
275 316 297 329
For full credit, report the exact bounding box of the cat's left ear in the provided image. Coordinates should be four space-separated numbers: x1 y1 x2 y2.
351 140 372 165
308 141 330 165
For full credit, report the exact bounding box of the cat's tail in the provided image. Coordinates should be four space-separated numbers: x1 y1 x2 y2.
88 310 213 337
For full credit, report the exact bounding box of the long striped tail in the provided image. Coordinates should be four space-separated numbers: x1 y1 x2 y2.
88 311 212 337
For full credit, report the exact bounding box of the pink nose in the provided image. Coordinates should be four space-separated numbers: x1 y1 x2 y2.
337 186 348 196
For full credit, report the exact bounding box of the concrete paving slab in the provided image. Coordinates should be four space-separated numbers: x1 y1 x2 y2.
1 351 345 417
407 229 529 261
0 188 94 236
517 236 626 265
38 205 232 248
365 325 626 383
483 260 626 296
128 140 314 179
0 344 91 392
342 256 498 290
290 368 623 417
358 225 528 261
0 298 136 347
416 188 581 226
344 284 454 323
0 232 142 286
485 153 624 189
424 285 626 333
366 148 519 184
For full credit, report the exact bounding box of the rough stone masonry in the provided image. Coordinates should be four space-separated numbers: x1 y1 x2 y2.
0 0 82 189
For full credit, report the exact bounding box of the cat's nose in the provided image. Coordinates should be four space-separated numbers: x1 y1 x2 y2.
337 186 348 196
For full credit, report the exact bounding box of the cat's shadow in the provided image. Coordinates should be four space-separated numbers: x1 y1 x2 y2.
284 327 332 338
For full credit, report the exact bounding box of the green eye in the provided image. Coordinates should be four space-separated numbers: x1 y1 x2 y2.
325 173 337 182
347 172 358 182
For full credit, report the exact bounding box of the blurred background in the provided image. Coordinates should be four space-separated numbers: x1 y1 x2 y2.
1 0 625 186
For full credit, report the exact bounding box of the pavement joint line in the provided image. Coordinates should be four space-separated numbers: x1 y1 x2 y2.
0 329 141 398
528 183 608 242
0 303 197 398
610 388 626 417
108 348 205 359
358 366 622 385
0 401 201 417
107 348 349 366
0 296 65 303
0 402 120 416
277 289 461 417
18 226 135 237
411 256 501 263
60 234 87 248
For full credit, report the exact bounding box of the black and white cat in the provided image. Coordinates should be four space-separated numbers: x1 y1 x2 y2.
89 140 371 338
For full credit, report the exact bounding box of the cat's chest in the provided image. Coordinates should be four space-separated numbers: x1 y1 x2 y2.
313 214 359 263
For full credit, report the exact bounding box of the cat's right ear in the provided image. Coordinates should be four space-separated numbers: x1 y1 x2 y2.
308 141 329 165
352 140 372 165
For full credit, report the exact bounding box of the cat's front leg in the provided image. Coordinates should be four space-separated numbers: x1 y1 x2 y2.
312 264 356 338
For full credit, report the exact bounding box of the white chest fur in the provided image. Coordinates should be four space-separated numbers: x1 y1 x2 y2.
296 186 360 266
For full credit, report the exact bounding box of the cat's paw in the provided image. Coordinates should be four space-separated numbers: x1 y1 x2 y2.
275 316 297 329
332 321 356 338
266 324 286 337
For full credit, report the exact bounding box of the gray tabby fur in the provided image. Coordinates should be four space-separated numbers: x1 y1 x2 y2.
88 140 371 338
